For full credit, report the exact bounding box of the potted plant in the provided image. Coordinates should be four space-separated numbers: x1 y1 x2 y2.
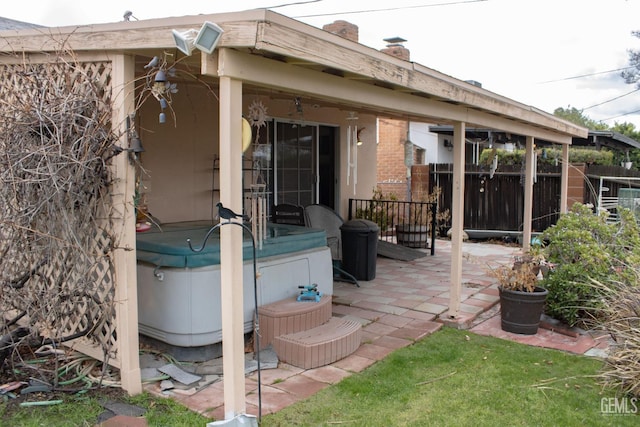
396 187 449 248
491 252 551 334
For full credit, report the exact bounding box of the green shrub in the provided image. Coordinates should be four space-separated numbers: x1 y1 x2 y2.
568 147 614 165
479 147 614 167
357 187 450 234
540 203 640 326
355 187 398 231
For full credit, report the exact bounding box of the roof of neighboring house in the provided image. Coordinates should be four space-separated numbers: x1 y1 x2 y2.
0 16 43 30
0 9 587 144
429 125 640 151
573 130 640 151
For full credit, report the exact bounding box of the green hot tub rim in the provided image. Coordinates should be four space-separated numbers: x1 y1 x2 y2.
136 221 327 268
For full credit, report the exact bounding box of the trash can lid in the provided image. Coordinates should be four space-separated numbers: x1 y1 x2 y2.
340 219 380 232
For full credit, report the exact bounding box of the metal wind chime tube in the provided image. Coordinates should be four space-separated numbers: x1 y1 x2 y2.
251 184 267 250
353 123 358 194
347 120 351 186
346 112 358 195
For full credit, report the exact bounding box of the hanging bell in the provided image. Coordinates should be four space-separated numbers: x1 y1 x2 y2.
155 69 167 82
129 134 145 153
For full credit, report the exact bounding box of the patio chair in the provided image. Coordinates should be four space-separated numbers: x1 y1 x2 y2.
304 204 359 287
272 203 305 226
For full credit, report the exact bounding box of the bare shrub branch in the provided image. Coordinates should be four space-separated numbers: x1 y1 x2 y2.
1 51 119 374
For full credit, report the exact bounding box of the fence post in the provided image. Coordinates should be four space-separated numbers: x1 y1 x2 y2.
430 202 437 256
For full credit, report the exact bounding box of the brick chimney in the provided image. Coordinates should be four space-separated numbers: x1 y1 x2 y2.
323 20 359 42
381 37 410 61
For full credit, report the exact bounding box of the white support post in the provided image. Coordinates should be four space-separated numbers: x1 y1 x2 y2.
219 75 247 419
522 136 535 252
448 121 465 317
111 54 141 395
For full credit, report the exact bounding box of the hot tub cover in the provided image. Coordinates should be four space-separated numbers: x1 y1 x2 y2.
136 222 327 268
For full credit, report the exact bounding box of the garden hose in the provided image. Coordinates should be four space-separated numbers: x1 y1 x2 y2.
12 333 208 393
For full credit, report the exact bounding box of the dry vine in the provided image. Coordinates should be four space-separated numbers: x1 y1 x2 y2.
0 51 121 381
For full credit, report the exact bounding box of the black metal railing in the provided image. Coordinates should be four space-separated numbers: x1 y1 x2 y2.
348 198 437 255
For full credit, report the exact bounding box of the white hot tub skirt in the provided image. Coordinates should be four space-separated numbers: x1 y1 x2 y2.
137 247 333 347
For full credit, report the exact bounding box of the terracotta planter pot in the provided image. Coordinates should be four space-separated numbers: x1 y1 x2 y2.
499 286 548 335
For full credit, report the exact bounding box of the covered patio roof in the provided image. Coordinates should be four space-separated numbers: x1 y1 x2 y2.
1 9 586 143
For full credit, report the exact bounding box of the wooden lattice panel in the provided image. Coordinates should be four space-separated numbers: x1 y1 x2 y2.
0 58 121 368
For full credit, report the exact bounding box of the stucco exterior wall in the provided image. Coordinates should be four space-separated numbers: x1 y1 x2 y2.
138 89 377 223
138 82 219 224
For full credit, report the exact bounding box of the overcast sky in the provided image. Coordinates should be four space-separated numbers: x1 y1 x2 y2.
4 0 640 129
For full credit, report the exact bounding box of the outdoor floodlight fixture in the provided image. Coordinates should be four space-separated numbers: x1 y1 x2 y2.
194 21 224 54
172 28 198 56
172 21 224 56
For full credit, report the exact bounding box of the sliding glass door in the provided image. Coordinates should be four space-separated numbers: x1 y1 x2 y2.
274 122 317 207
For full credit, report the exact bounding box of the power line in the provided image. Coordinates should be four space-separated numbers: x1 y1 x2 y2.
537 67 634 84
582 88 640 111
599 108 640 122
291 0 488 18
268 0 323 9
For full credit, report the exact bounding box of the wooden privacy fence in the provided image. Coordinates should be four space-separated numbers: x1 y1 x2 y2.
427 163 640 235
429 163 562 234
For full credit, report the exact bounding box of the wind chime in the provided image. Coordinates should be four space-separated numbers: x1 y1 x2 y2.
250 184 267 250
346 112 359 195
247 99 269 250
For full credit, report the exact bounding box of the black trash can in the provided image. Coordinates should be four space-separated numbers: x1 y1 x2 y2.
340 219 379 281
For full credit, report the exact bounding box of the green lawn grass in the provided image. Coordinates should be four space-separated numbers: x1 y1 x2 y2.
3 328 637 426
1 391 211 426
262 328 638 426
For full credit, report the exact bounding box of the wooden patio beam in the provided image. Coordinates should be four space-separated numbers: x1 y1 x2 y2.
213 48 578 145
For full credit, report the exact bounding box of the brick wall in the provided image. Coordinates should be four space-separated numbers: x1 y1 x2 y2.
377 118 408 199
410 164 430 197
377 38 413 199
568 163 586 209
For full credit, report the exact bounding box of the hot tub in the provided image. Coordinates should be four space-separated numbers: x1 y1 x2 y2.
136 222 333 347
